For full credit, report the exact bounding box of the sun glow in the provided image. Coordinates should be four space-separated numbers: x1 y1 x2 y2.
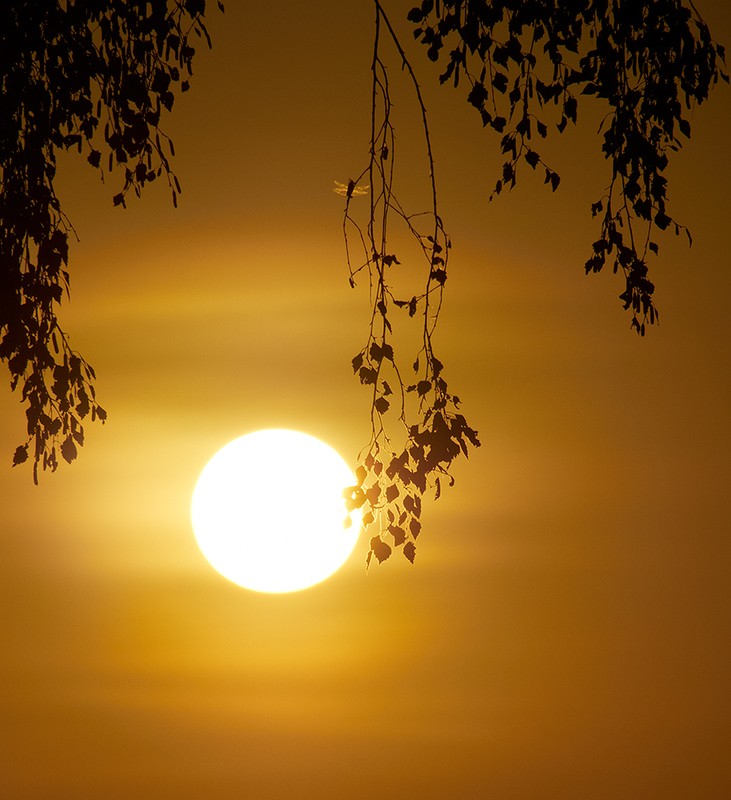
191 429 360 593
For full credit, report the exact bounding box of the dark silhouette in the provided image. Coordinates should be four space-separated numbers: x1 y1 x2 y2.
0 0 218 482
341 1 726 565
0 1 725 567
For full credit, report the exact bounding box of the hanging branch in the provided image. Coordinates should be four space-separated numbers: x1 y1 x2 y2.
408 0 727 335
2 1 219 481
341 0 480 567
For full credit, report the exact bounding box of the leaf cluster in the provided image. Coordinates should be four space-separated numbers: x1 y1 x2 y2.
408 0 727 333
342 3 480 566
0 0 219 479
347 329 480 567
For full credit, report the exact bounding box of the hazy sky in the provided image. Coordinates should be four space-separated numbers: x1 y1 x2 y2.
2 2 730 798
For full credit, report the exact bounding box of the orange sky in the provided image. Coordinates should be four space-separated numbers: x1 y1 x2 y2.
2 2 730 798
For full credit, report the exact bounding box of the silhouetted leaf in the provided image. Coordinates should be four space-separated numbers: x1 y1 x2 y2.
12 445 28 466
467 82 488 109
359 366 378 385
370 536 392 564
60 436 77 464
492 72 508 93
390 525 406 546
430 268 447 285
375 396 390 414
365 484 381 505
655 211 671 230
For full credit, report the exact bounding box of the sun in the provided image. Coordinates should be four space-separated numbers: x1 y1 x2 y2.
190 429 361 593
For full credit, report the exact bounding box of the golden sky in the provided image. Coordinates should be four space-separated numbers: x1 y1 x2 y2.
2 2 730 797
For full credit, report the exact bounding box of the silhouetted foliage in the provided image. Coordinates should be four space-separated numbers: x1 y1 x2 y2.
342 0 726 565
342 3 481 568
1 1 726 570
0 0 219 481
408 0 727 333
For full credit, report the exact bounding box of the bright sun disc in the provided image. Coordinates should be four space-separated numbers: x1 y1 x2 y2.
191 429 360 593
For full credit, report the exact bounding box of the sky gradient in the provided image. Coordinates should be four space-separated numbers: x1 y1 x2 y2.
2 2 730 797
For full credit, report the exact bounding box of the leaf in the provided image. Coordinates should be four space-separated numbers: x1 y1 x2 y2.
60 435 77 464
492 72 508 93
370 536 392 564
403 541 416 564
12 445 28 466
546 170 560 191
365 484 381 505
359 366 378 385
525 149 540 168
655 211 671 230
430 268 447 285
467 81 488 109
375 396 390 414
390 525 406 546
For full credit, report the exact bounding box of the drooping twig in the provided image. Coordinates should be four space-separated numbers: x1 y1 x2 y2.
342 0 480 567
